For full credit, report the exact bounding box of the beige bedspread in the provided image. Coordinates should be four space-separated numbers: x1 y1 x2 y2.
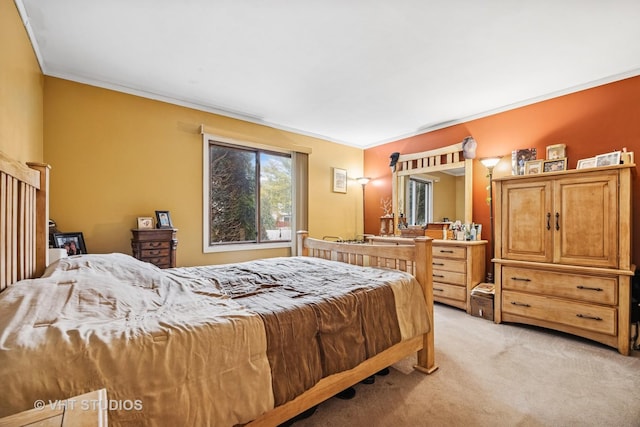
0 254 429 426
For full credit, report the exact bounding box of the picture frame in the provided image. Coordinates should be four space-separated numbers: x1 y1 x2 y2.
577 157 597 169
137 216 154 229
542 157 568 173
155 210 173 228
595 151 621 167
332 167 347 193
512 148 537 175
52 232 87 256
546 143 566 161
524 159 543 175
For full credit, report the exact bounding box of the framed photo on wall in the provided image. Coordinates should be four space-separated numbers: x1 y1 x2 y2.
155 210 173 228
332 167 347 193
53 232 87 256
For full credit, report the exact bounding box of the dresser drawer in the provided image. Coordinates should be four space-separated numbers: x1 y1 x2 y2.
140 241 170 250
432 269 466 286
141 248 170 258
432 245 466 259
502 290 617 336
502 266 617 305
433 281 466 301
432 257 466 273
141 256 170 268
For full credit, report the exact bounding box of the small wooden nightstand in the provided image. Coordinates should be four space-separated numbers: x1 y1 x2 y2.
131 228 178 268
0 389 108 427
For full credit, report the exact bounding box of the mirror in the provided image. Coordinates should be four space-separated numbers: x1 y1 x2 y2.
391 142 473 232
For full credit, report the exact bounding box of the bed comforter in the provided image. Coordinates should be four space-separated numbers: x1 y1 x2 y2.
0 253 430 426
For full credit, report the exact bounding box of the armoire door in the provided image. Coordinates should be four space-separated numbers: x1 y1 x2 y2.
553 172 618 268
500 179 553 263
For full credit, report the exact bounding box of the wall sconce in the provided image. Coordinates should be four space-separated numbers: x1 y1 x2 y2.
480 157 502 283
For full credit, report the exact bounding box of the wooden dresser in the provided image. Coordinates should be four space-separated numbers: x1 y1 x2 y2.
131 228 178 268
0 389 107 426
367 236 486 312
493 164 635 355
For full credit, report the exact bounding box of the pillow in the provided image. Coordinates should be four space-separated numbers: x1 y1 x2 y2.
41 253 168 289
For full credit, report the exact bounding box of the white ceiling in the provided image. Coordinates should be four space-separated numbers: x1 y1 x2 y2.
16 0 640 148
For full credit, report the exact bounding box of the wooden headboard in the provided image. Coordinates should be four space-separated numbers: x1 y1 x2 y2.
0 151 50 290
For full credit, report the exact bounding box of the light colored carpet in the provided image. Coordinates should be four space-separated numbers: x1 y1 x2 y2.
294 303 640 427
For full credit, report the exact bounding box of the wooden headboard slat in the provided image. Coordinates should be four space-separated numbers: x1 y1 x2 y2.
0 152 50 290
1 173 8 290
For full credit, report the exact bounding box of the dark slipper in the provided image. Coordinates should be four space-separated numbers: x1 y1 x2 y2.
361 375 375 384
278 405 318 426
335 386 356 400
376 367 390 376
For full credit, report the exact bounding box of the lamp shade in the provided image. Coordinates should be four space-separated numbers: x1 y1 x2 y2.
480 157 501 170
356 177 371 186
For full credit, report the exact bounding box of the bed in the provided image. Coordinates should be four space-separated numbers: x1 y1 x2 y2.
0 151 436 426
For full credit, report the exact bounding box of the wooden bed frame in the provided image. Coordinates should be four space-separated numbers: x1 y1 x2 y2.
0 151 49 291
247 232 437 426
0 151 436 427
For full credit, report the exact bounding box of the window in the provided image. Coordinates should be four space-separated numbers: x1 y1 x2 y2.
203 134 308 253
405 177 433 225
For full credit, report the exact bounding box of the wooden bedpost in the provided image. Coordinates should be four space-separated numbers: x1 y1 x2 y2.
26 162 50 278
413 236 438 374
296 230 309 257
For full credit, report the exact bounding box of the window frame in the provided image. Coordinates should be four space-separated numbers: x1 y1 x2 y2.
202 134 296 253
405 176 434 226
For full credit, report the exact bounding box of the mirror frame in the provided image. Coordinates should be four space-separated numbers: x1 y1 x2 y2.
391 142 473 233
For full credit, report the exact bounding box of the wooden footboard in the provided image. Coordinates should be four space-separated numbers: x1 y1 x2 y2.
296 230 436 374
247 231 437 426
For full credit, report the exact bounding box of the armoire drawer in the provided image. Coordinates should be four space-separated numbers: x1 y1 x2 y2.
432 258 466 273
433 282 466 302
502 266 617 305
432 245 466 259
502 290 617 336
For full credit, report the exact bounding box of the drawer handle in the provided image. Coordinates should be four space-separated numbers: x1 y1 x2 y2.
546 212 551 230
439 250 454 253
150 242 162 248
434 288 444 292
576 313 602 321
555 212 560 231
510 301 531 307
433 262 445 266
433 274 445 278
511 277 531 282
576 285 603 292
149 250 161 256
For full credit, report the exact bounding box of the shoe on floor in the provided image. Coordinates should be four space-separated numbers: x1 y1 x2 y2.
361 375 375 384
278 405 319 426
376 367 390 376
335 386 356 400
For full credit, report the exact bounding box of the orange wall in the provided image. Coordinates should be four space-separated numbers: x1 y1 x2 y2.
0 1 43 162
364 76 640 268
